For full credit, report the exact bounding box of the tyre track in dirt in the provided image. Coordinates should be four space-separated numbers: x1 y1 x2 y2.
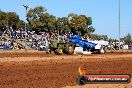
0 50 132 58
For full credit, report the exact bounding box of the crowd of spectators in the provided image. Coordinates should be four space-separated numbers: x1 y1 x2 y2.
0 26 128 50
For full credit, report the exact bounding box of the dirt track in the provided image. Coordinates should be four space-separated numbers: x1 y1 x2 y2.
0 50 132 88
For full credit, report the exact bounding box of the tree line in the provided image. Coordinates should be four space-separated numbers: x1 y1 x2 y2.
0 10 25 31
0 6 131 44
26 6 95 36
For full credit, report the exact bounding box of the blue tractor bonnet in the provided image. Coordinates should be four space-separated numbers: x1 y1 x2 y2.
69 35 97 48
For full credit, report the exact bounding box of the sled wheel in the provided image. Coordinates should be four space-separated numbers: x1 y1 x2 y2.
99 47 106 54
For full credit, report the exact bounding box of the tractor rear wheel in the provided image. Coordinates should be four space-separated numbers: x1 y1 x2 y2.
54 48 63 55
65 43 74 55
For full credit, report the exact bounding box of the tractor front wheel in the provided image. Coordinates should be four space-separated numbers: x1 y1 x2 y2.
46 48 51 54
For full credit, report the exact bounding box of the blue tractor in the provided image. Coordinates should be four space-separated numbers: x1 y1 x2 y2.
68 35 106 54
46 35 105 55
